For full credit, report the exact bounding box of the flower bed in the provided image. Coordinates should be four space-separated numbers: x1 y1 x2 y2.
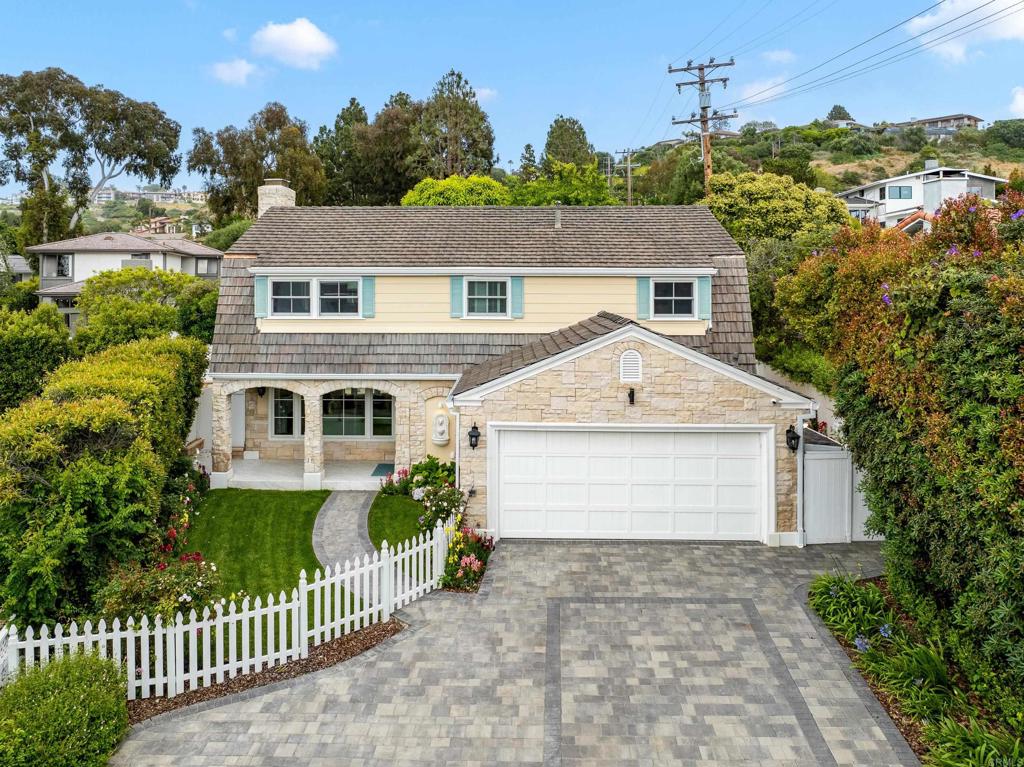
809 571 1023 765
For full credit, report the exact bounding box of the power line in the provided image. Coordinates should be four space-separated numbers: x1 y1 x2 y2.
670 60 738 194
721 0 947 109
730 0 1023 111
670 0 751 65
730 0 842 58
695 0 773 61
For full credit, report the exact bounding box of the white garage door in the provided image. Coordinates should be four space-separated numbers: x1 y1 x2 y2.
496 428 765 541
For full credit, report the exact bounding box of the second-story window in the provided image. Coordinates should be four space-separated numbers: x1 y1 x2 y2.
319 280 360 315
56 254 71 278
271 280 311 315
466 278 509 317
887 185 913 200
652 280 695 318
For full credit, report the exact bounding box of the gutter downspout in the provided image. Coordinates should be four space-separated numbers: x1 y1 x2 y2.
795 405 817 548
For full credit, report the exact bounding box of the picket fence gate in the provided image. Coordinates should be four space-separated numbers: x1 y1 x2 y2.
2 516 456 700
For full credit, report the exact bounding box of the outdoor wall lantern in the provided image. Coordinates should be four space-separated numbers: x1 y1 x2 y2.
468 423 481 450
785 425 801 451
255 387 266 398
628 387 636 405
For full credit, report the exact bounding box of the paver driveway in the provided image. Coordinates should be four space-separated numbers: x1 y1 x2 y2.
113 541 917 766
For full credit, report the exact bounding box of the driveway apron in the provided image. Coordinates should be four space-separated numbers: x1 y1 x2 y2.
113 540 917 766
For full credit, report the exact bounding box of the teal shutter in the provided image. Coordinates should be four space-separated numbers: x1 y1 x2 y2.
254 276 269 318
510 277 524 318
450 276 464 317
361 276 376 317
636 277 651 320
697 276 712 320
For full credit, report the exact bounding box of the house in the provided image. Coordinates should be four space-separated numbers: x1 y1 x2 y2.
26 232 223 330
883 113 983 141
134 216 181 235
1 254 33 283
205 179 819 546
92 186 118 204
836 160 1006 228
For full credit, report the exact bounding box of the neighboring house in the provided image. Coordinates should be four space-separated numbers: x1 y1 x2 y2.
26 232 223 331
134 216 181 235
1 254 33 283
92 186 118 204
829 119 871 132
884 113 983 141
205 180 822 546
836 160 1006 228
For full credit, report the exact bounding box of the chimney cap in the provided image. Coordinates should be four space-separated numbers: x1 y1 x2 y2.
262 178 290 187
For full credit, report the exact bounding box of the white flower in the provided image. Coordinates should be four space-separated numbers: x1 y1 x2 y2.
210 564 217 572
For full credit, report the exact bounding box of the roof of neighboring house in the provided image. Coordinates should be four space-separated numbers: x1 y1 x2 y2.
803 427 841 447
25 232 223 259
843 195 879 206
889 113 982 127
837 166 1007 197
209 254 758 377
895 209 935 231
35 280 86 297
2 254 32 274
227 205 745 268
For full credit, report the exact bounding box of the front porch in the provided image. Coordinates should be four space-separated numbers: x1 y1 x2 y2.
227 458 390 491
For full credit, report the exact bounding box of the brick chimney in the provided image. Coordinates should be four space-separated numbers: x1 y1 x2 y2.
257 178 295 218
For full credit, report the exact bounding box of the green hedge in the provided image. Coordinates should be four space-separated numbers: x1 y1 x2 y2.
0 337 208 623
0 652 128 766
0 304 73 414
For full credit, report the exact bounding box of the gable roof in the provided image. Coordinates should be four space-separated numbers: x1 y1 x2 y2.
2 254 32 274
25 232 223 259
227 205 744 268
450 311 812 406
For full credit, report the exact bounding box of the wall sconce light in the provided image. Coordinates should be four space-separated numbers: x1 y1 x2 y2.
628 387 636 405
468 423 481 450
255 387 266 398
785 425 801 451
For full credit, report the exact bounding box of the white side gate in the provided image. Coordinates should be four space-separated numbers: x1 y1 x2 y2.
803 446 879 544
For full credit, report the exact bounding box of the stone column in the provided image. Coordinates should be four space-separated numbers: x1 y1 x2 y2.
303 393 323 490
210 386 233 489
394 395 412 468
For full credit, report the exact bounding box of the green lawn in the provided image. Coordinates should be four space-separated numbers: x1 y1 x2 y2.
185 489 331 600
366 494 424 550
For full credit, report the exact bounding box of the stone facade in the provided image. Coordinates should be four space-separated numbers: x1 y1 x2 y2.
453 339 803 534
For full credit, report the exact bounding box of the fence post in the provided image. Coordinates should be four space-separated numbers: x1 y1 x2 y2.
433 521 445 586
297 570 309 660
6 625 18 680
380 541 392 622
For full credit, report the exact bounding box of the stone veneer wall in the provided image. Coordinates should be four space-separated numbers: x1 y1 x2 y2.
454 339 802 533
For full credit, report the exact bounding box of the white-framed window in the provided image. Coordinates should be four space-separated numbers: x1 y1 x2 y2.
619 350 642 382
271 280 311 315
272 389 306 438
319 280 360 316
887 185 913 200
652 279 696 319
322 389 394 437
966 185 983 196
465 278 510 317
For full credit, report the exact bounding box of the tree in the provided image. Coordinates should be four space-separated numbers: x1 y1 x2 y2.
401 175 511 206
519 144 539 182
636 144 746 205
508 162 617 206
16 183 78 263
313 98 370 206
826 104 854 122
541 115 594 172
897 125 928 152
761 143 816 187
986 119 1024 149
0 304 73 413
354 92 427 205
187 103 325 222
203 219 252 252
418 70 495 178
700 171 850 241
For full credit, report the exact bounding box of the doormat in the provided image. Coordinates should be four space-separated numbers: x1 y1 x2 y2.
371 463 395 477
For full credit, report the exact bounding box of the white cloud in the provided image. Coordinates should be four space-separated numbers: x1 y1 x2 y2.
251 18 337 70
762 49 795 64
1011 86 1024 117
906 0 1024 63
211 58 255 86
739 76 787 102
222 27 237 42
475 87 498 103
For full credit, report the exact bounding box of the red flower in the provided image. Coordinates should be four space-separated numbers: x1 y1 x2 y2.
167 527 178 539
156 562 167 571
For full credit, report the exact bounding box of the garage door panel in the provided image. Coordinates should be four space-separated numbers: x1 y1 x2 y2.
497 428 764 541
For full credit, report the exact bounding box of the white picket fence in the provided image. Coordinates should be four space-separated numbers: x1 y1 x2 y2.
2 516 456 700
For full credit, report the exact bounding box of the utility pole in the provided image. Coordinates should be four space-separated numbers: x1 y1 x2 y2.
615 149 640 206
668 57 738 195
605 154 613 189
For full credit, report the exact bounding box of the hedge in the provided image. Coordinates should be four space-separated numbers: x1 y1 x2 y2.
0 337 208 623
0 304 73 414
0 652 128 766
777 193 1024 731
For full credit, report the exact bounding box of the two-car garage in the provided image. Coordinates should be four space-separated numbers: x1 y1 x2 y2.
490 425 773 542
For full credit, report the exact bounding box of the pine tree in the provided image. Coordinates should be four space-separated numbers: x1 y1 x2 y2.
519 144 539 182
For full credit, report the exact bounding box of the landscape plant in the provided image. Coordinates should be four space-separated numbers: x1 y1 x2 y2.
439 518 494 591
0 303 74 413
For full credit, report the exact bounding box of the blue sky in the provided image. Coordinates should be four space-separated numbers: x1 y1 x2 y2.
2 0 1024 193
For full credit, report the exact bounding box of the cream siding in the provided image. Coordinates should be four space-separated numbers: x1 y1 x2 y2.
256 275 709 336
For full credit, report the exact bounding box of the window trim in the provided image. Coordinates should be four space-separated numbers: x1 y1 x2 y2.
650 278 697 320
886 185 913 200
463 276 512 319
269 389 306 439
318 278 362 317
269 279 313 317
270 388 395 442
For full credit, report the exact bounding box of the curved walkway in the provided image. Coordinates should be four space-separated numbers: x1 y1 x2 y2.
112 540 916 766
311 490 377 569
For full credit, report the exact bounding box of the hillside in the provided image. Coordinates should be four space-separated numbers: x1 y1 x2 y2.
815 145 1024 189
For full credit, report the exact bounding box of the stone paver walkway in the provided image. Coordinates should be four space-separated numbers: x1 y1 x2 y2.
113 541 917 766
311 490 376 568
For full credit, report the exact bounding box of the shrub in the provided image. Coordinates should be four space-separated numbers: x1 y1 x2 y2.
924 717 1024 766
202 218 252 252
439 518 495 590
378 467 411 497
95 554 221 621
417 484 465 533
409 455 456 490
766 344 837 393
0 304 74 414
0 276 40 312
0 652 128 767
401 175 512 206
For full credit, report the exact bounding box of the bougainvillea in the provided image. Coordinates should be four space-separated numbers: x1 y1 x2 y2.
779 195 1024 731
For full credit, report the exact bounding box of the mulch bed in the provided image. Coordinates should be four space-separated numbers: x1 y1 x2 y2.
126 618 403 725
